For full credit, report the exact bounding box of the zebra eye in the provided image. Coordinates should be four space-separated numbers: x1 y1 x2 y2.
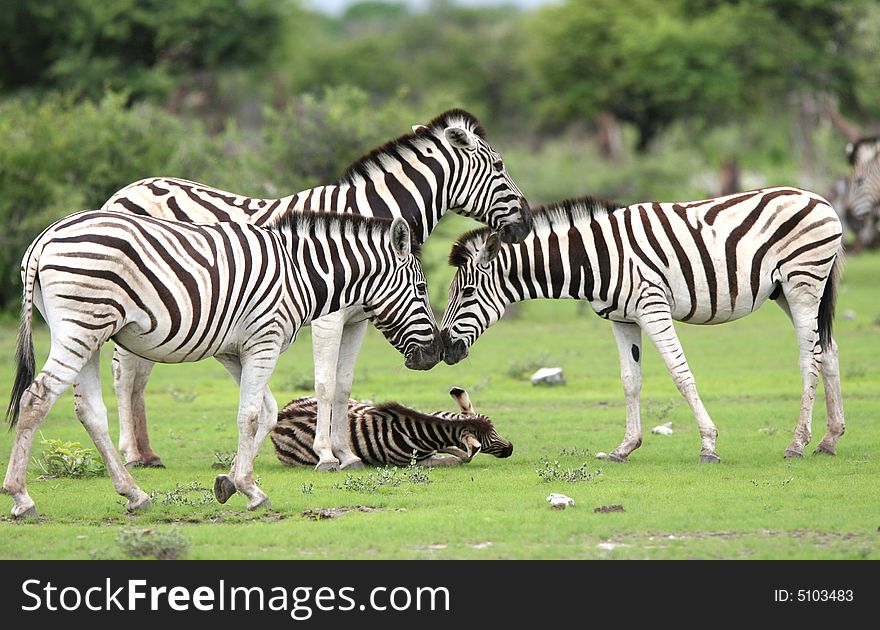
416 282 427 295
493 160 503 172
462 287 476 298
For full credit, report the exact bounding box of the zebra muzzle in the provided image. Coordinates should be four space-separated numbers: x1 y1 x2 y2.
440 329 468 365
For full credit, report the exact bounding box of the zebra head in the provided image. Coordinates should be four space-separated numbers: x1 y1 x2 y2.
416 110 532 244
448 387 513 458
845 154 880 221
364 218 444 371
440 230 507 365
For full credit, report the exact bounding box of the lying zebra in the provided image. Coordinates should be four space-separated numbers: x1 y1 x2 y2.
271 387 513 467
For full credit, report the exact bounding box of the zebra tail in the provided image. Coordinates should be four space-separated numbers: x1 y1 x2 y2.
817 247 843 352
6 243 41 429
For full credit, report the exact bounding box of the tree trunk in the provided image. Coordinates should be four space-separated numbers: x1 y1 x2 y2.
719 158 741 196
594 112 623 162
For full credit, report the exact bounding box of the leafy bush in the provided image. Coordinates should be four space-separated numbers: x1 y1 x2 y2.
34 435 105 479
536 458 602 483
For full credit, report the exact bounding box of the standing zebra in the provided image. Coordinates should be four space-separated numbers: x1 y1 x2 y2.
440 188 845 463
271 387 513 467
3 210 441 517
102 109 530 471
844 144 880 251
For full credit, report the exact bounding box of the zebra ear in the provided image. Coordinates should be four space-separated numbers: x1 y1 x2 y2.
477 233 502 266
391 218 411 259
449 387 476 415
412 124 429 134
445 126 475 150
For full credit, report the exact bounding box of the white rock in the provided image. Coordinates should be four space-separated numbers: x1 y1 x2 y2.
530 367 565 386
546 493 575 507
652 423 674 435
595 451 608 459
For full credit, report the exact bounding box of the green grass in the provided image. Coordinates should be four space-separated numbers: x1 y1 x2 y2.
1 249 879 559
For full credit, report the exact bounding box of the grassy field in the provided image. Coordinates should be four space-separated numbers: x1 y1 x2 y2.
0 239 878 560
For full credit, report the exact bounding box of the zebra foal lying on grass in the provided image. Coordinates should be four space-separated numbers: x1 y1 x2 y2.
271 387 513 467
441 188 845 463
3 211 441 518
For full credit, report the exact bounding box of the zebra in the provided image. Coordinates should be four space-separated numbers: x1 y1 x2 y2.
440 188 845 463
844 146 880 251
101 109 531 472
271 386 513 467
3 210 441 517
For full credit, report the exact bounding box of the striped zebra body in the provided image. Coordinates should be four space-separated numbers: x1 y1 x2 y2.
844 141 880 251
3 210 440 517
271 388 512 467
101 109 531 472
441 187 845 463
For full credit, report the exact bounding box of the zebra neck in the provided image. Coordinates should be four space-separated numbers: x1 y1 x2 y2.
279 228 390 324
279 162 448 244
497 231 589 303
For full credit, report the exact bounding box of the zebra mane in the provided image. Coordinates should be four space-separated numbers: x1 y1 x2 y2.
341 108 487 184
373 401 496 433
269 211 422 258
448 195 620 267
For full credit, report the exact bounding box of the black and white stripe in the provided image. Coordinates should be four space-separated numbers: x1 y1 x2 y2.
844 140 880 250
441 188 845 463
3 210 441 517
271 388 512 467
101 109 531 471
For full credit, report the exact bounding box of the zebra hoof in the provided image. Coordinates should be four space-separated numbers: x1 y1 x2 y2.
314 461 341 473
340 459 365 471
247 495 271 511
126 494 152 513
814 444 836 456
12 505 38 519
141 458 165 469
607 453 629 463
784 449 804 459
213 475 237 504
699 453 721 464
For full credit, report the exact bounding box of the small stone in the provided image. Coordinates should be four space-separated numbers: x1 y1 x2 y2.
595 452 608 459
652 424 674 435
530 367 565 386
842 310 856 320
546 492 575 507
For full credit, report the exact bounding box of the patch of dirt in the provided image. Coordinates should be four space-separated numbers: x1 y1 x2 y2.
594 504 625 513
301 506 380 521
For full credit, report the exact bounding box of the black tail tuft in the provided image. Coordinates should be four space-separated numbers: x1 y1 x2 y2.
817 251 842 352
6 302 35 429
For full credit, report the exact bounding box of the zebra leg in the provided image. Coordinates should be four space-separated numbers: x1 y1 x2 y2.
250 386 280 462
608 321 643 463
214 354 274 509
74 352 151 512
113 347 163 468
310 312 345 472
640 313 720 463
331 318 369 470
816 338 845 455
2 368 69 518
783 297 823 458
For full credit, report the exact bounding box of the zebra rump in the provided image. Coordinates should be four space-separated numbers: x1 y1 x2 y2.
271 395 513 467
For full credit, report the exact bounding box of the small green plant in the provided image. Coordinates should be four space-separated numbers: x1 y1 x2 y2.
646 400 676 424
283 372 315 391
536 458 602 483
168 387 197 403
117 527 188 560
34 434 105 479
212 451 235 470
505 352 558 380
149 482 214 506
301 482 314 495
337 458 432 492
559 447 591 457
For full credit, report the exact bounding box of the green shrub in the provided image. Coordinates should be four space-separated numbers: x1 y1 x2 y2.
34 435 105 479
